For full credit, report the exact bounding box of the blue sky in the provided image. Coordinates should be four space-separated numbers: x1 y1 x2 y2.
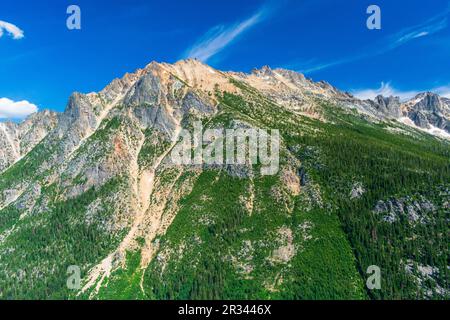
1 0 449 119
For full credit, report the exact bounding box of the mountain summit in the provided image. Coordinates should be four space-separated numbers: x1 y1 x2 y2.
0 60 448 300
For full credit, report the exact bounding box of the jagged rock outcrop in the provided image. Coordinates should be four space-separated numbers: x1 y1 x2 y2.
369 95 402 118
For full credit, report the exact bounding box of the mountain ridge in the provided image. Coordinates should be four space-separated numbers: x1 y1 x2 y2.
0 59 448 300
2 59 448 171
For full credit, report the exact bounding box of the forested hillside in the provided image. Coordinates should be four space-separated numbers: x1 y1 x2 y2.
0 60 448 300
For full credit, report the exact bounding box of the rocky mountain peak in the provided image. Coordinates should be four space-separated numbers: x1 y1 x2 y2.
409 92 445 113
1 59 449 178
369 95 402 118
400 92 449 133
251 65 274 77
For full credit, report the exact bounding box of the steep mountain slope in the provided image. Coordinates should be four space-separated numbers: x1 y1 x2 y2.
0 59 448 300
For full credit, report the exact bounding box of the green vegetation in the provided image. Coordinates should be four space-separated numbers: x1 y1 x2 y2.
140 167 365 299
0 178 126 299
296 115 449 299
97 250 146 300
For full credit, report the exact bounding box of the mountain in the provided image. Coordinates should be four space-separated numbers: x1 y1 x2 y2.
368 95 402 118
0 59 448 300
342 92 450 139
401 92 450 134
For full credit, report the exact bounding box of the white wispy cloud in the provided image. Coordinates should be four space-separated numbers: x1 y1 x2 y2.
184 6 270 62
435 85 450 98
0 20 24 39
352 82 420 101
0 98 38 119
352 82 450 101
387 15 447 50
295 58 351 74
294 7 449 74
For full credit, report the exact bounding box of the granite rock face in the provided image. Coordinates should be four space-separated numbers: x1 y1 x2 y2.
369 95 402 118
401 92 450 132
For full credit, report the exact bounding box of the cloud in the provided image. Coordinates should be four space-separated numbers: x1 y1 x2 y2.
0 20 24 39
0 98 38 119
435 85 450 98
352 82 450 101
295 58 352 74
184 6 270 62
294 7 449 74
387 15 447 50
352 82 419 101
